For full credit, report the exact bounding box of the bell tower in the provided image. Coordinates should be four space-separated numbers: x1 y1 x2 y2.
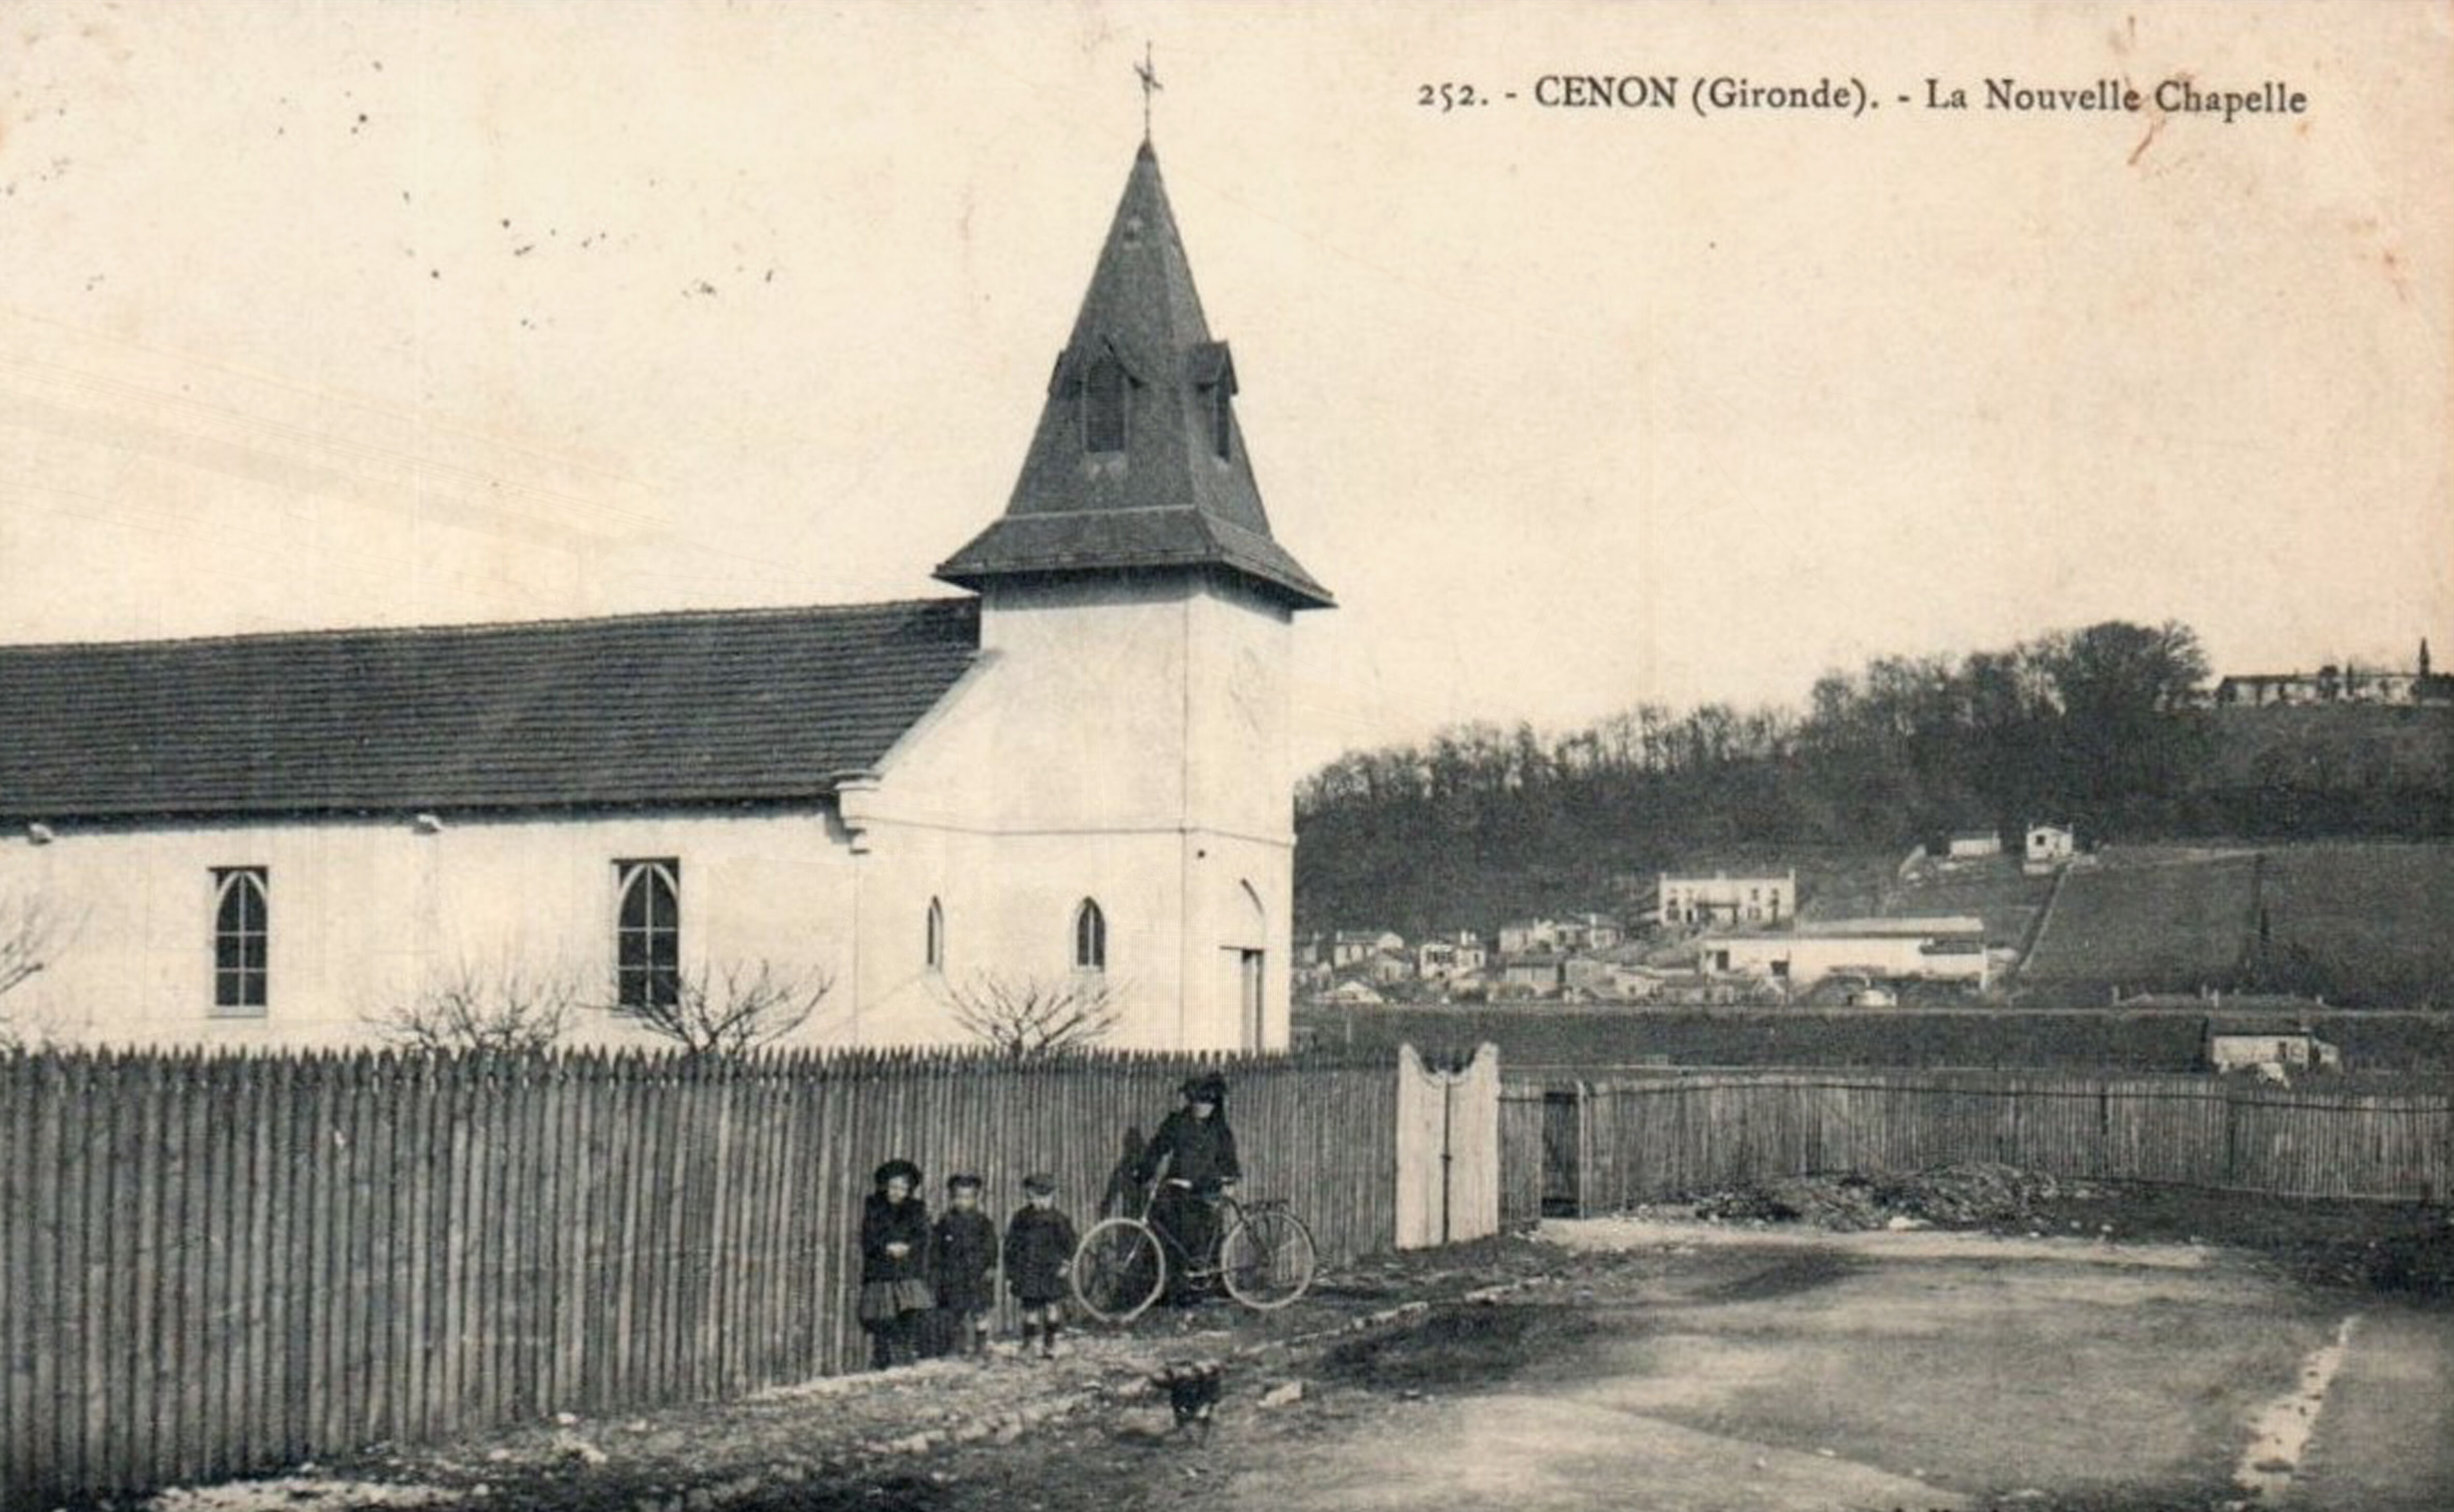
935 140 1332 615
930 140 1331 1050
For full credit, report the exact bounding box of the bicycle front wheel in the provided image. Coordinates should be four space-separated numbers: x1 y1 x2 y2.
1218 1207 1316 1310
1070 1217 1167 1323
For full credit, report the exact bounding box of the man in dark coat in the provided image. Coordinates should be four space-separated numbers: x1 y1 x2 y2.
1132 1074 1241 1300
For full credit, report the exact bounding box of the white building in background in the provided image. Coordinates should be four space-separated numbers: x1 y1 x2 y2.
1698 916 1990 990
1659 871 1796 927
2203 1019 2340 1074
0 140 1332 1053
1330 930 1405 968
2024 822 2077 872
1415 931 1488 983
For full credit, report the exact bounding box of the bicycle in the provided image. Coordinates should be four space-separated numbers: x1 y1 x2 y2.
1068 1178 1318 1323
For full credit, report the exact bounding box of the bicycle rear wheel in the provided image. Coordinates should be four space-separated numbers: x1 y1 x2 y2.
1218 1207 1316 1310
1070 1217 1167 1323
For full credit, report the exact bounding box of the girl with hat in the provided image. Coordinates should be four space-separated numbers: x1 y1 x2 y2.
858 1158 934 1367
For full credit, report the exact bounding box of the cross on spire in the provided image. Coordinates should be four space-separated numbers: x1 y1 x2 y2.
1134 40 1162 141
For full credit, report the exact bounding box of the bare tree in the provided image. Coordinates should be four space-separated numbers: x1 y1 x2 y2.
623 959 834 1056
366 957 582 1054
944 971 1123 1059
0 889 68 1003
0 891 78 1050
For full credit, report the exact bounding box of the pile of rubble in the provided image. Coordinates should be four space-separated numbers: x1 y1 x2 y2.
1650 1163 2102 1233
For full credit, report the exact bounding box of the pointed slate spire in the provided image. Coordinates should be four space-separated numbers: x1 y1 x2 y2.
935 144 1332 610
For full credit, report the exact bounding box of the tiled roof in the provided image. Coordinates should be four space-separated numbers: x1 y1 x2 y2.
936 142 1331 610
1799 917 1986 937
2205 1019 2318 1038
0 599 980 819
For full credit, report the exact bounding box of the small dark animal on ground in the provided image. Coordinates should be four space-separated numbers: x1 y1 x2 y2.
1151 1359 1225 1444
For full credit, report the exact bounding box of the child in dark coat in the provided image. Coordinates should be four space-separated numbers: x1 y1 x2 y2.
930 1174 999 1361
857 1159 934 1368
1003 1172 1079 1359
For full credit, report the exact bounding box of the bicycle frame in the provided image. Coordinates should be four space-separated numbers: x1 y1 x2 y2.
1134 1181 1251 1277
1070 1183 1315 1322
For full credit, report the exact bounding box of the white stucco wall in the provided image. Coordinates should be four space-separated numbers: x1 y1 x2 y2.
0 807 857 1049
845 572 1297 1051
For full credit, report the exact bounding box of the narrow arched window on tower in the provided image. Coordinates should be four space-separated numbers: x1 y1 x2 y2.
1072 898 1107 972
925 897 945 973
1083 355 1127 453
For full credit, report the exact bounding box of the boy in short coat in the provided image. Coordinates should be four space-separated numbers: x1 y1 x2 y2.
1003 1172 1078 1358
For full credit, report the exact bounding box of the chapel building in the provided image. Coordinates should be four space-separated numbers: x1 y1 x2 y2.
0 140 1331 1052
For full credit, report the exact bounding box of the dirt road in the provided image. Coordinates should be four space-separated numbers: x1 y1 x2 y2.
1211 1220 2453 1512
144 1215 2454 1512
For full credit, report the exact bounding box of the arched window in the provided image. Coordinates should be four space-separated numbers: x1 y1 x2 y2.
616 859 682 1014
211 866 269 1013
925 897 945 972
1082 355 1127 453
1072 898 1107 972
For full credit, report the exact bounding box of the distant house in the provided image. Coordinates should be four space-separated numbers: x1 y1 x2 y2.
2024 822 2076 873
1563 955 1658 1002
1659 871 1796 927
1414 931 1488 983
1699 916 1989 990
1554 912 1623 952
2203 1019 2339 1075
1323 979 1386 1007
1330 930 1403 968
1945 830 2002 860
1645 971 1755 1007
1499 953 1566 995
1366 950 1416 986
1496 919 1557 955
2214 642 2453 707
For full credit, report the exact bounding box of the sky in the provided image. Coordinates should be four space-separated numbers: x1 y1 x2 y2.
3 1 2448 773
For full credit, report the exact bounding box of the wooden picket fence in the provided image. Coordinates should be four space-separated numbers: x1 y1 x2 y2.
1515 1071 2454 1219
0 1046 1400 1507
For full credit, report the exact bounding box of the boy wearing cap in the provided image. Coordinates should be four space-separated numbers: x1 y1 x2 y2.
930 1174 999 1361
1003 1173 1079 1358
1132 1074 1241 1302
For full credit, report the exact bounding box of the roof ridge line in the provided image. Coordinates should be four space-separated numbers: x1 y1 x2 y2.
0 595 981 656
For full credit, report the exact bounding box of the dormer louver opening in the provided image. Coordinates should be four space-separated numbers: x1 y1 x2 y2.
1190 342 1238 463
1083 352 1128 454
1207 382 1231 461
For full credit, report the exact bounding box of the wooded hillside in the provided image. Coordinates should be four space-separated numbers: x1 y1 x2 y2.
1294 620 2451 935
